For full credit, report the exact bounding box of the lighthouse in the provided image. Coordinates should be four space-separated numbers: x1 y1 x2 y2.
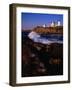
57 21 61 26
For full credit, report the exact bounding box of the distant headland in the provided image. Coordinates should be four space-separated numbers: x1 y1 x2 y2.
22 21 63 35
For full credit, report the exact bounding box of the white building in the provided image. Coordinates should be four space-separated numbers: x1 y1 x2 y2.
51 21 61 27
43 24 46 28
51 21 55 27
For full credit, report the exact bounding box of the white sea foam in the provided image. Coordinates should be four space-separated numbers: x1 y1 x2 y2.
28 31 63 44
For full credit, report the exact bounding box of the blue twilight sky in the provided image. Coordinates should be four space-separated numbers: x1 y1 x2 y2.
21 13 63 30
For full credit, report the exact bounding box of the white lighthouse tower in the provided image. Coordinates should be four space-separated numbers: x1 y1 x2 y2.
57 21 61 26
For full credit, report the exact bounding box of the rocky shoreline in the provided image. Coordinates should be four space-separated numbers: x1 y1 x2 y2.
22 37 63 77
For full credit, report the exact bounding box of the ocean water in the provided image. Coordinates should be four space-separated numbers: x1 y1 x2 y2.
22 32 63 44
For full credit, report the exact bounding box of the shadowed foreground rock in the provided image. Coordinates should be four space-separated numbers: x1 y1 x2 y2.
22 37 63 77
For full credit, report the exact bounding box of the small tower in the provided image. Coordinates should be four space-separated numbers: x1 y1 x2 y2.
57 21 61 26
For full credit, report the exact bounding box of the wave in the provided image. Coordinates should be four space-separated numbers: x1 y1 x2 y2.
27 31 63 45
